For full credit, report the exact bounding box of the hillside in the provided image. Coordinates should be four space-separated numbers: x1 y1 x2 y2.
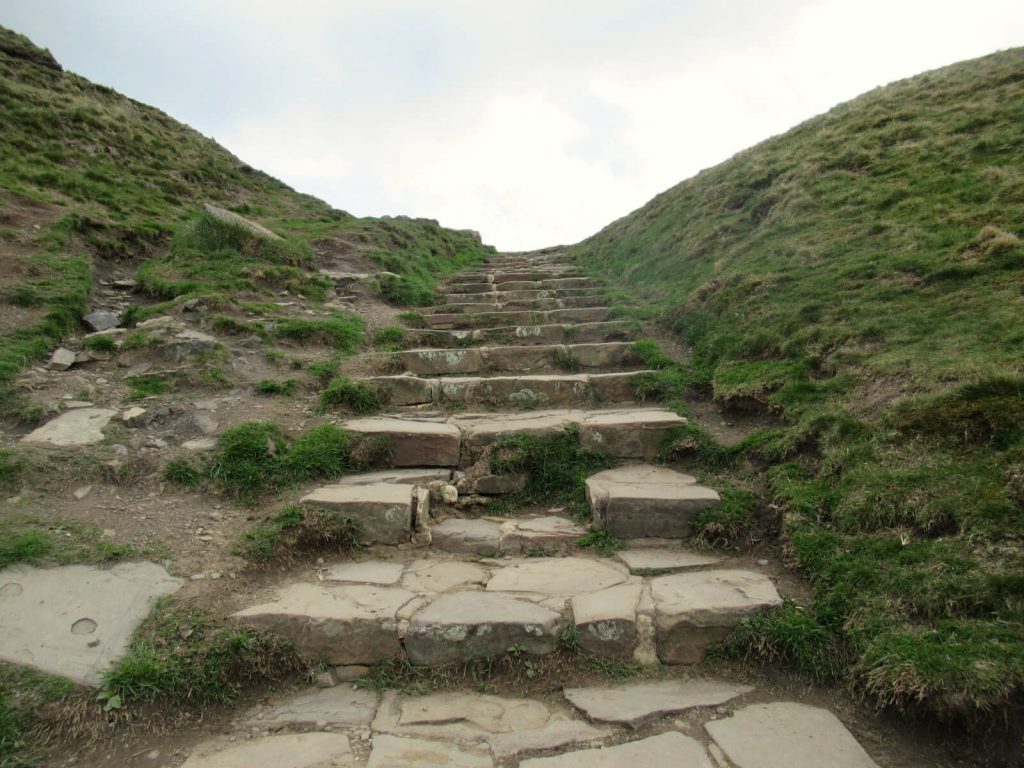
0 26 492 411
572 49 1024 719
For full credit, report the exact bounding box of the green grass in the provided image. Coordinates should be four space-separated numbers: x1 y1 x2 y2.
82 333 117 353
570 48 1024 721
0 664 76 767
319 375 381 414
373 326 407 351
576 530 624 556
306 358 341 385
0 515 141 569
255 378 298 396
397 311 427 328
274 313 365 351
124 373 170 400
234 503 357 563
163 457 202 487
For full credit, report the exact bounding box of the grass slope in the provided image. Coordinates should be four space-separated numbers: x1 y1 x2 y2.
572 49 1024 721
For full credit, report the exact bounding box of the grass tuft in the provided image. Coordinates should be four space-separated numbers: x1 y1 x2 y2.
319 375 381 414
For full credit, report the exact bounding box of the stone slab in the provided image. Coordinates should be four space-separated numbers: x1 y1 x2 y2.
579 410 687 460
616 548 721 573
22 408 116 447
181 733 353 768
344 417 460 467
570 582 642 660
519 731 713 768
485 557 627 597
335 468 452 486
367 734 491 767
497 516 585 555
429 518 503 555
705 702 879 768
565 678 754 727
247 686 379 727
301 483 414 545
488 715 610 759
0 562 182 686
401 560 490 593
326 561 405 585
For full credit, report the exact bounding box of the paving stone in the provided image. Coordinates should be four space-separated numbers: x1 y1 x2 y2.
705 702 879 768
453 409 581 452
429 518 503 555
616 548 722 573
488 716 610 760
586 465 720 539
570 583 642 660
405 592 564 664
344 417 460 467
247 686 379 727
367 734 491 767
564 678 754 727
519 731 713 768
182 437 217 451
401 560 490 593
375 691 549 737
181 733 353 768
301 483 416 545
485 557 627 597
497 516 586 554
22 407 116 446
336 468 452 486
579 410 687 460
371 374 438 405
399 347 483 375
650 570 783 663
326 561 405 585
0 562 182 685
471 473 528 495
234 582 415 665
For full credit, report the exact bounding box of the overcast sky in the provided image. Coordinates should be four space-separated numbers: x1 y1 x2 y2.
2 1 1022 249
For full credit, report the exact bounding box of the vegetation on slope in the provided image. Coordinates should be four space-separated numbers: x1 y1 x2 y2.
572 48 1024 721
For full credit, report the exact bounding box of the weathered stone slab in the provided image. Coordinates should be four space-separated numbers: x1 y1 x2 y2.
46 347 76 371
401 560 490 593
82 311 120 332
247 686 379 727
234 582 415 665
565 678 753 727
370 375 437 406
405 592 564 664
326 561 405 585
488 716 610 760
586 465 719 538
498 516 586 555
471 473 528 495
344 417 460 467
399 347 483 375
181 733 353 768
589 371 646 402
616 548 721 573
202 203 283 240
335 468 451 486
651 570 783 663
705 702 880 768
429 518 503 555
0 562 182 685
485 557 627 597
301 483 415 545
367 734 491 767
519 731 713 768
570 582 642 660
579 410 687 460
22 408 116 446
453 409 582 452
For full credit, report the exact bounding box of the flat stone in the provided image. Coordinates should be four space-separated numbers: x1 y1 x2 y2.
378 691 549 737
485 557 627 597
367 734 490 768
616 548 721 573
22 408 116 446
344 417 460 467
182 437 218 451
471 473 528 495
234 582 415 665
326 561 405 586
705 702 879 768
405 592 564 664
579 410 687 460
401 560 490 593
248 686 379 728
181 733 353 768
488 716 610 760
453 409 581 452
498 516 585 555
399 348 483 375
46 347 76 371
121 406 148 426
301 483 415 545
194 413 219 435
570 583 642 660
82 311 120 332
519 731 713 768
202 203 283 240
371 375 438 406
650 570 783 664
429 518 502 555
63 400 93 409
587 465 720 538
336 468 451 486
565 678 754 727
0 562 182 685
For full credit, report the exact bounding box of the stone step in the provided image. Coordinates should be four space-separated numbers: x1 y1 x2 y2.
447 277 600 294
457 269 582 283
586 465 721 539
430 515 586 556
232 557 782 668
409 321 637 348
445 286 605 303
374 342 642 376
423 306 609 330
367 371 652 408
431 295 607 314
343 407 686 466
299 482 430 545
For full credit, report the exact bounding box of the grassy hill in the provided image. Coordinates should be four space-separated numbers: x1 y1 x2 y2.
0 26 491 411
572 49 1024 721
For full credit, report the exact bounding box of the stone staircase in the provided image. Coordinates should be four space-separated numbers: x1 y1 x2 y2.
234 250 779 672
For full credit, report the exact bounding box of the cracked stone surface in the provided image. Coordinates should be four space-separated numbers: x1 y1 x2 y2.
485 557 628 597
181 733 354 768
519 731 713 768
616 548 721 573
564 679 754 727
367 734 491 767
22 407 117 446
246 686 379 728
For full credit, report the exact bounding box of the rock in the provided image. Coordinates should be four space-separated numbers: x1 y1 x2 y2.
63 400 94 409
301 483 417 546
397 348 484 375
519 731 713 768
564 679 754 727
400 560 490 594
335 468 452 486
705 702 879 768
22 408 116 447
325 561 405 586
180 733 353 768
121 406 148 426
497 516 585 555
182 437 217 451
405 592 564 664
440 483 458 503
0 562 182 685
202 203 283 241
233 582 415 665
370 375 438 406
579 410 687 460
333 664 370 681
193 413 219 435
471 473 528 495
586 465 719 538
72 485 92 500
372 691 549 739
616 548 721 574
111 278 136 290
46 347 76 371
650 570 783 663
489 716 610 760
429 518 502 555
570 583 642 660
247 686 378 727
367 734 490 768
82 311 120 332
485 557 627 597
344 417 460 467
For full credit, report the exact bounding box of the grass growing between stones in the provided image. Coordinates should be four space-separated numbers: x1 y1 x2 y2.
101 599 302 705
234 504 358 563
0 515 142 569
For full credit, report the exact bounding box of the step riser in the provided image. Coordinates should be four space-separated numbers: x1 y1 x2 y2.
378 342 640 376
447 278 600 293
431 297 608 314
409 322 638 348
424 307 610 330
446 288 605 302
